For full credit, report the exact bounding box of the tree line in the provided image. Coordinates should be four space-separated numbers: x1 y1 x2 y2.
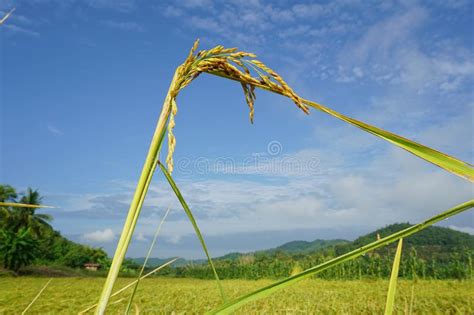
159 247 473 280
0 184 107 272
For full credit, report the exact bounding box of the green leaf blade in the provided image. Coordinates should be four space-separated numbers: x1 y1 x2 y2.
303 100 474 182
159 162 227 302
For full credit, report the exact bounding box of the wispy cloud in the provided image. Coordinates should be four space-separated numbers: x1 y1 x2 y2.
101 20 145 32
2 23 39 37
47 124 64 136
86 0 136 12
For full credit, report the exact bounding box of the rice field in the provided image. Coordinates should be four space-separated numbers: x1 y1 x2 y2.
1 277 473 314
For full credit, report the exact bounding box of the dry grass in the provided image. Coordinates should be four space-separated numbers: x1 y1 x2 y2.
2 277 473 314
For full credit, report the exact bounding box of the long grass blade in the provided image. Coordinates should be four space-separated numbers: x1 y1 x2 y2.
21 278 52 314
208 200 473 314
158 161 227 302
384 238 403 315
125 207 172 314
80 258 177 314
0 202 55 208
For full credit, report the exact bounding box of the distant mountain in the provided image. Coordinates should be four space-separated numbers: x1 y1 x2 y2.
133 223 474 267
268 239 348 254
133 239 347 267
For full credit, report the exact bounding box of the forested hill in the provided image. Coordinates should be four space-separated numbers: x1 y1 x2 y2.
220 224 473 261
334 223 474 259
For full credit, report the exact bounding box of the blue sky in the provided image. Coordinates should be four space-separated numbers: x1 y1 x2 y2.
1 0 473 258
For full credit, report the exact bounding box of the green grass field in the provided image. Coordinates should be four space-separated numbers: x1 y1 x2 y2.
1 278 472 314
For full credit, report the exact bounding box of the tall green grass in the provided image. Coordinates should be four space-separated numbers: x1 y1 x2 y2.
96 41 474 313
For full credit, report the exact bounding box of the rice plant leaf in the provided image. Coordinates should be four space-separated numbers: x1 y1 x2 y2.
384 238 403 315
0 202 55 208
208 200 473 314
80 258 177 314
125 207 172 314
158 161 227 302
302 99 474 182
21 278 52 314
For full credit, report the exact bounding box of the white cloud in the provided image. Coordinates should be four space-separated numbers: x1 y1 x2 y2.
135 232 149 242
166 234 182 244
163 5 183 17
82 228 115 242
181 0 213 9
449 225 474 235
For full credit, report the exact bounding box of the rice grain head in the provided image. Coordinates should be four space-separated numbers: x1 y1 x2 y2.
163 39 309 173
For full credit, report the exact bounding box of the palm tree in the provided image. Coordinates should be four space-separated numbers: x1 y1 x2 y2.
0 184 17 202
0 185 17 228
14 188 52 236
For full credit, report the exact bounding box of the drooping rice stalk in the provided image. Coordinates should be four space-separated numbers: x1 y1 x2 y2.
208 200 473 314
125 207 172 314
21 278 52 314
159 161 227 301
80 258 177 314
98 40 473 314
384 238 403 315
